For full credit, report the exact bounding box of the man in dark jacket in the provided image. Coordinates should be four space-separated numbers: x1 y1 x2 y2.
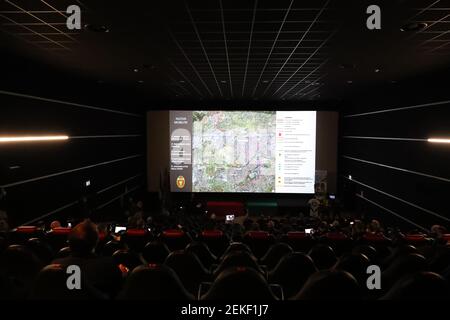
52 219 122 297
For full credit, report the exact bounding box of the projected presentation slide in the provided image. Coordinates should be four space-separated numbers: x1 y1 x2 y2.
170 111 316 194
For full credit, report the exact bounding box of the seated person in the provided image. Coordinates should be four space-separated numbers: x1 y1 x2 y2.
52 219 122 297
0 209 9 233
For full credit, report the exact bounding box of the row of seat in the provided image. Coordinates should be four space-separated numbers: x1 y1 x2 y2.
10 225 444 259
25 241 450 300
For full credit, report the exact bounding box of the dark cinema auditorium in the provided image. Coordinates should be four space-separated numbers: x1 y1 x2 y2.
1 0 450 307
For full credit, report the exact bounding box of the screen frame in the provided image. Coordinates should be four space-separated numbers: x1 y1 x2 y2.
169 109 319 195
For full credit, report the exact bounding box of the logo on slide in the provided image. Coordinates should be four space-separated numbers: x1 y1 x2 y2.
176 176 186 189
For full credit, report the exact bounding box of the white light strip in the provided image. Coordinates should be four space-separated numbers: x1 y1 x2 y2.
356 194 428 232
343 136 427 142
19 173 143 226
342 155 450 183
344 175 450 222
0 90 143 117
428 138 450 144
344 99 450 118
0 135 69 143
1 154 142 188
96 184 142 210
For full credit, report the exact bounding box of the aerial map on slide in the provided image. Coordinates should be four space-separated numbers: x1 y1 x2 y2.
192 111 276 192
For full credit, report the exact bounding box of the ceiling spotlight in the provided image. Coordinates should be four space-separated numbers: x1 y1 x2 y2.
374 68 381 73
84 24 110 33
400 22 428 32
133 68 139 73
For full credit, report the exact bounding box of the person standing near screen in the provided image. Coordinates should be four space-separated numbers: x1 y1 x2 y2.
308 196 321 218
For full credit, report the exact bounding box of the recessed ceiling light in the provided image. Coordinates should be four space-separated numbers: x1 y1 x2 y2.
400 22 428 32
374 68 381 73
84 24 109 33
133 68 139 73
347 80 353 84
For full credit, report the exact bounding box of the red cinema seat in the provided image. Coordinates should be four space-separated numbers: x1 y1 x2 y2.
243 231 275 259
121 229 151 252
159 229 191 251
281 232 315 252
197 230 229 257
46 227 72 250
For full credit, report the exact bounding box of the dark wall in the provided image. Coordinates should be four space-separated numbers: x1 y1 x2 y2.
340 70 450 231
0 52 146 227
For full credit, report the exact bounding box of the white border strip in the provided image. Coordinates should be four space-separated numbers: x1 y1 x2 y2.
0 90 143 117
356 194 428 232
1 154 142 188
342 155 450 183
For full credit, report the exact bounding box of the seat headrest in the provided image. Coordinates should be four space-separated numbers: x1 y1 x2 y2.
126 229 147 236
363 233 387 241
201 230 223 238
247 231 270 239
287 231 308 239
162 229 185 238
16 226 38 233
50 227 71 235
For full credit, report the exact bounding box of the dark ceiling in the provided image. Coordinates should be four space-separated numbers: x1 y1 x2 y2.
1 0 450 105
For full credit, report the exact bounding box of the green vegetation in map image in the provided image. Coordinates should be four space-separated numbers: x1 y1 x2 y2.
192 111 276 193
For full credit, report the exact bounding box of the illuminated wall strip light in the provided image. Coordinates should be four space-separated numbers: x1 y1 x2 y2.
428 138 450 144
0 135 69 143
